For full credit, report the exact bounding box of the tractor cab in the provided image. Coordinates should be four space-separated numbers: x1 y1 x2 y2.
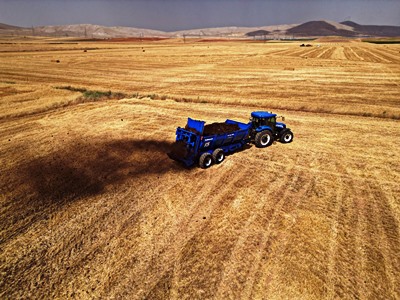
250 111 277 132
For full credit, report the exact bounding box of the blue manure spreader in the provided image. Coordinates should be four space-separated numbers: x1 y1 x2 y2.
168 111 293 168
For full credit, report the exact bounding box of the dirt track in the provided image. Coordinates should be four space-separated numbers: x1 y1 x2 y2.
0 38 399 299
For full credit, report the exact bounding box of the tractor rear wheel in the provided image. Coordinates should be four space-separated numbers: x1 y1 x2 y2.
279 130 294 143
255 131 273 148
199 152 213 169
212 148 225 164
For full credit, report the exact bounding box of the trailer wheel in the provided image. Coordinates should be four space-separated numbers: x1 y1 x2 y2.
279 130 294 143
212 149 225 164
199 153 213 169
255 130 273 148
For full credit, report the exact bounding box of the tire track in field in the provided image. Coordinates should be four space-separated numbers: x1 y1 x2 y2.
219 153 318 298
64 174 182 299
318 47 337 59
370 48 400 64
271 47 314 58
353 47 390 63
365 179 400 299
331 164 371 300
169 167 254 300
336 195 359 300
261 48 296 57
145 158 277 299
96 177 192 299
260 159 400 187
111 165 248 299
352 47 376 62
325 158 399 300
213 163 301 299
299 47 323 58
352 186 370 300
68 178 176 288
171 168 254 299
315 47 332 59
91 187 175 298
106 167 232 298
247 168 313 299
325 160 369 300
268 48 302 57
343 47 360 61
325 169 345 300
348 46 364 61
362 48 393 63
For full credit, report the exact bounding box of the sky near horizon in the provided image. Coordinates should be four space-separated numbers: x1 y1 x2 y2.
1 0 399 31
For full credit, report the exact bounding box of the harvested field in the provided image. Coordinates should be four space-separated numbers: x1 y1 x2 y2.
0 37 399 299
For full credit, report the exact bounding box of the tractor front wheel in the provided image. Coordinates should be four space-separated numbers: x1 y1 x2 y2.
279 130 294 143
255 130 273 148
199 152 213 169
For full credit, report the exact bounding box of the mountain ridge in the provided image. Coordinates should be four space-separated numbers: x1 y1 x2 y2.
1 20 399 38
0 22 27 30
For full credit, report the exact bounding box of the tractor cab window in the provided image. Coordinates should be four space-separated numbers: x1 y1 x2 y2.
266 118 276 130
252 118 260 128
253 117 275 127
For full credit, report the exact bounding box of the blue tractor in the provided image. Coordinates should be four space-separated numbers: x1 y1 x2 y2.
250 111 293 147
168 111 293 168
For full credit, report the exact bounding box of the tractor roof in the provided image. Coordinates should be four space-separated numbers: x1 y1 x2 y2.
251 111 276 118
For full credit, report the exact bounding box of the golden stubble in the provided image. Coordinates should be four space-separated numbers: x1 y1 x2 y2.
0 37 399 299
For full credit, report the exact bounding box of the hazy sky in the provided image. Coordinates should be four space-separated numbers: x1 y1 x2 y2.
1 0 399 31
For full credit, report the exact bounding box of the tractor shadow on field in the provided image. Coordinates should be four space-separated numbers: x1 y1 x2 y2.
1 138 185 241
12 140 253 208
22 139 183 203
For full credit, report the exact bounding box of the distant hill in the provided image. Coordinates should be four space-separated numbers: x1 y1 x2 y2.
245 30 270 37
171 24 295 38
0 23 168 38
340 21 400 37
33 24 168 38
0 20 399 39
286 20 400 38
287 21 356 37
0 23 27 30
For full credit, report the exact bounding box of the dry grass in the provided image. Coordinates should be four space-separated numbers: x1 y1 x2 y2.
1 38 399 119
0 37 399 299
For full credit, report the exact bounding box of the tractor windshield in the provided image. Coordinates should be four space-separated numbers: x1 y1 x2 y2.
253 117 276 127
